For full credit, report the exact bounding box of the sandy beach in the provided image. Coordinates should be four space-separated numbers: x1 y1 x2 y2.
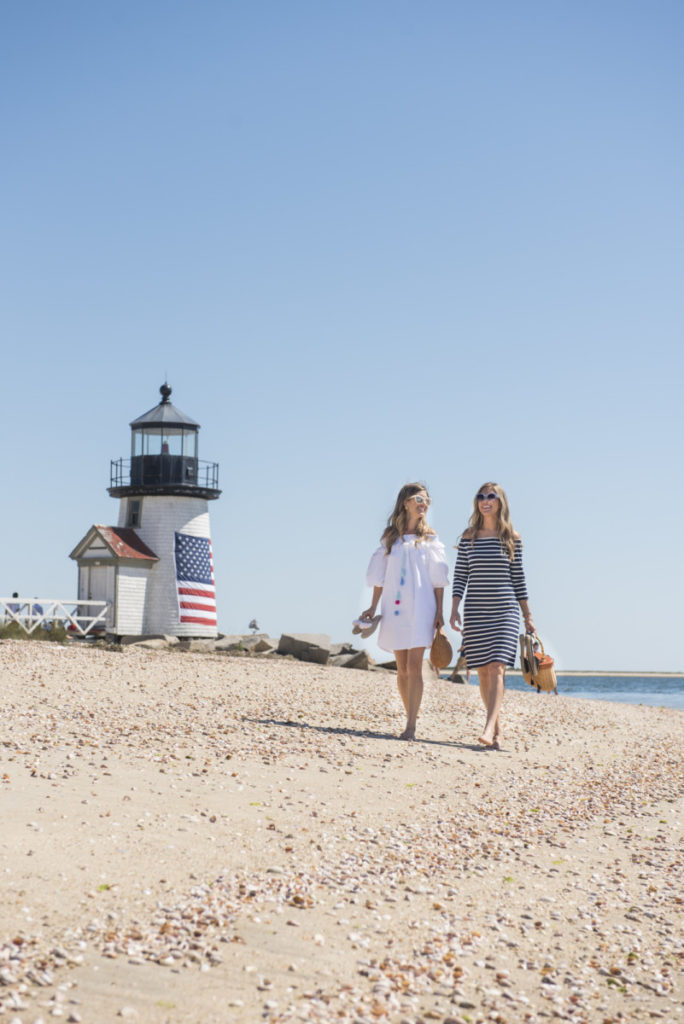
1 639 682 1024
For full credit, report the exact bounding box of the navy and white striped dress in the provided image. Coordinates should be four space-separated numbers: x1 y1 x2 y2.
452 535 528 668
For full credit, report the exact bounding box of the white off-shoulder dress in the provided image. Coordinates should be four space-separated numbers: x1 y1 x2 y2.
366 534 450 653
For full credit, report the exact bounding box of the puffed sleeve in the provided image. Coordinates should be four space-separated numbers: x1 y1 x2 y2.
510 538 529 600
452 537 469 598
427 539 450 587
366 546 388 588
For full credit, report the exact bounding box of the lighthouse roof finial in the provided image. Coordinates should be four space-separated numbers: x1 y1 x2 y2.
130 384 200 429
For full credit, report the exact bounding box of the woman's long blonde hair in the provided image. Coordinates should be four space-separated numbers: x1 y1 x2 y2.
463 481 518 560
381 482 435 554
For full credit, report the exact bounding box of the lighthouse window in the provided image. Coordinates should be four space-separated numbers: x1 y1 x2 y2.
182 431 197 458
127 500 142 528
164 431 184 456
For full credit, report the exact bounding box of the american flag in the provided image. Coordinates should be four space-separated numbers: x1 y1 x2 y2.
174 532 217 627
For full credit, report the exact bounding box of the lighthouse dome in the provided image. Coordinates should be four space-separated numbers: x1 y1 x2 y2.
130 384 200 429
109 384 220 500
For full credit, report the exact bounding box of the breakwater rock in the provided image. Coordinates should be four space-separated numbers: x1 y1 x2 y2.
119 631 382 670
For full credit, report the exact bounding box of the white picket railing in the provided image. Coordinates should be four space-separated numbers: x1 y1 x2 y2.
0 598 110 637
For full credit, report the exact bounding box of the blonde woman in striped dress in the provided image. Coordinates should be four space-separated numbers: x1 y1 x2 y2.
449 483 535 748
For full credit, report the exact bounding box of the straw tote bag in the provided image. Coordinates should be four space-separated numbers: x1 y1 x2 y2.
430 627 453 671
519 633 537 685
519 632 558 694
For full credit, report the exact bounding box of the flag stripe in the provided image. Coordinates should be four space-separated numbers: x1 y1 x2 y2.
174 532 216 630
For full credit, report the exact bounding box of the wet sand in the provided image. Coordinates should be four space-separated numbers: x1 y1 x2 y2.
1 640 682 1023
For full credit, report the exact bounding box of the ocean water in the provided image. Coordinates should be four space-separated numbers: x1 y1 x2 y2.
446 672 684 711
506 673 684 710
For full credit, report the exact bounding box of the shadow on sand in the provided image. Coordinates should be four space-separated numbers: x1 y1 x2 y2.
242 716 490 751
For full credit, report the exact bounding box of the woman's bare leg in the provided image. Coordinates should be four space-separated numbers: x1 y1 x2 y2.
395 650 410 718
478 661 506 746
477 666 490 713
405 647 425 738
395 647 425 739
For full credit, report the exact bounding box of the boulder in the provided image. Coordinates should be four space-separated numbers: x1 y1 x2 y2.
330 642 356 657
277 633 331 665
120 633 172 647
178 639 217 653
214 635 246 651
250 636 277 653
215 633 277 653
130 638 171 650
331 649 374 670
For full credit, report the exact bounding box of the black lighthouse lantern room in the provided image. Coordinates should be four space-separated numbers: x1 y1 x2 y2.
109 384 220 499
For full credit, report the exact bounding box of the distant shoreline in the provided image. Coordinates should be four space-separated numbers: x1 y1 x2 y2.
506 669 684 678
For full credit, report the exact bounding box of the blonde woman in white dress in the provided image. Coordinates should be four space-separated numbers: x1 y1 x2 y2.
359 483 450 740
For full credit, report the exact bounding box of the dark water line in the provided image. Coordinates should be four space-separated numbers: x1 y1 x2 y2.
444 673 684 710
510 675 684 710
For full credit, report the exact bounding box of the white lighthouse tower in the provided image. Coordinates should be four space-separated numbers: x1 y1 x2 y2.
70 384 221 638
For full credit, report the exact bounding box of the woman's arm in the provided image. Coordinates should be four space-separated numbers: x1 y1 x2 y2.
519 598 535 634
450 538 468 630
511 539 534 632
433 587 444 629
450 595 462 631
361 586 383 620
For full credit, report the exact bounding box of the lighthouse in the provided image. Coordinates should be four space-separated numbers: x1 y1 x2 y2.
70 384 221 638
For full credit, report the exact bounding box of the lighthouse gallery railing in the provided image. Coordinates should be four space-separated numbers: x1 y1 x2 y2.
110 458 219 490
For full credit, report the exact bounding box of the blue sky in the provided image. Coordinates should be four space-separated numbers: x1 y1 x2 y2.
2 1 682 670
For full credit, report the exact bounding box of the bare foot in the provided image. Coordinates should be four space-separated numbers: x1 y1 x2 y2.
492 727 503 750
399 726 416 741
478 733 494 747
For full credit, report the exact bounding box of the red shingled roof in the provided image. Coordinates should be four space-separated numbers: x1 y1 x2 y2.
93 526 158 560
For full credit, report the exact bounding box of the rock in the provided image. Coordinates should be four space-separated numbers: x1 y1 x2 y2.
214 635 247 651
215 634 277 653
277 633 331 665
377 660 397 670
331 650 374 670
330 642 355 657
178 639 216 653
346 649 374 669
117 634 180 648
120 634 172 647
249 636 277 653
239 634 275 652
